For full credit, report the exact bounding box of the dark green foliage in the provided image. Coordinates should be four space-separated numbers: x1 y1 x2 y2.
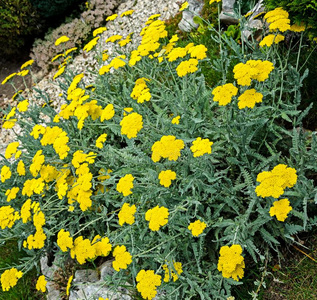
264 0 317 37
29 0 82 18
0 0 40 57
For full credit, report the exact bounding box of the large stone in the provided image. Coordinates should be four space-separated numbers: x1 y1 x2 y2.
241 0 265 41
220 0 238 24
178 0 204 32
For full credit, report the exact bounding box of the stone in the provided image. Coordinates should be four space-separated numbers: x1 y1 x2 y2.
73 269 99 283
99 260 115 279
220 0 238 24
178 0 204 32
241 0 265 41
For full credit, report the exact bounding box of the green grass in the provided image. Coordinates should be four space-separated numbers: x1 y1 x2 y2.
0 240 45 300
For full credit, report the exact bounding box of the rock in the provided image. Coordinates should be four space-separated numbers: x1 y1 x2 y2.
40 256 61 299
220 0 238 24
69 281 132 300
178 0 204 32
99 260 115 279
73 269 99 283
241 0 265 41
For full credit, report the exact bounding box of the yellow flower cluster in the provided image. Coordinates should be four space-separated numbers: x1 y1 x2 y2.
151 135 185 162
255 164 297 198
83 36 100 52
95 133 107 149
130 78 151 103
120 112 143 139
118 203 137 226
217 244 245 281
158 170 176 187
116 174 134 196
1 165 12 183
5 187 19 202
237 89 263 109
55 35 69 46
0 268 23 291
101 103 115 121
145 205 169 231
0 206 20 229
162 261 183 282
29 150 45 177
264 7 291 32
188 220 207 237
112 245 132 271
233 60 274 86
57 229 74 252
99 55 127 74
212 83 238 106
36 275 47 292
136 270 162 300
176 58 198 77
259 34 285 47
5 141 20 159
23 202 47 250
269 198 292 221
190 137 213 157
93 27 107 37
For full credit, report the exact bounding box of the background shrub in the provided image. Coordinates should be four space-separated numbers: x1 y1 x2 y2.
0 0 40 57
264 0 317 37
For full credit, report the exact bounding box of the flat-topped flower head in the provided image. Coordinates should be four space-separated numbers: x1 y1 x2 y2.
145 205 169 231
112 245 132 271
158 170 176 187
269 198 292 221
55 35 69 46
0 268 23 291
136 270 162 300
120 112 143 139
36 275 47 292
117 174 134 196
188 220 207 237
190 137 213 157
217 244 245 281
151 135 185 162
118 203 137 226
238 89 263 109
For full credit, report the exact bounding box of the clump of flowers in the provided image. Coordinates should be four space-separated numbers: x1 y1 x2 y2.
269 198 292 221
112 245 132 271
118 203 137 226
136 270 162 300
237 89 263 109
212 83 238 106
158 170 176 187
255 164 297 198
188 220 207 237
145 206 169 231
0 268 23 291
190 137 213 157
116 174 134 196
162 261 183 282
151 135 185 162
120 112 143 139
131 78 151 103
217 245 245 281
263 7 291 32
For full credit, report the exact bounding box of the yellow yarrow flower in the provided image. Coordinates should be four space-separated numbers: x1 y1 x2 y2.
171 115 180 124
0 268 23 291
55 35 69 46
217 244 245 281
1 165 11 183
151 135 185 162
158 170 176 188
1 72 17 85
112 245 132 271
259 34 285 47
95 134 107 149
176 58 199 77
145 205 169 231
20 59 34 70
53 65 66 80
17 99 29 112
190 137 213 157
57 229 73 252
255 164 297 198
36 275 47 292
120 112 143 139
66 275 73 296
5 187 19 202
136 270 161 300
290 23 305 32
237 89 263 109
106 35 123 43
269 198 292 221
93 27 107 37
180 1 189 11
263 7 290 32
83 36 100 52
118 203 137 226
0 206 20 229
117 174 134 196
162 261 183 282
5 141 19 159
17 160 26 176
188 220 207 237
106 13 118 21
70 236 95 264
120 9 134 17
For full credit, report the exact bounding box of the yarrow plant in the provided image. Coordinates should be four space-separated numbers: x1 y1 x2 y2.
0 5 317 299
